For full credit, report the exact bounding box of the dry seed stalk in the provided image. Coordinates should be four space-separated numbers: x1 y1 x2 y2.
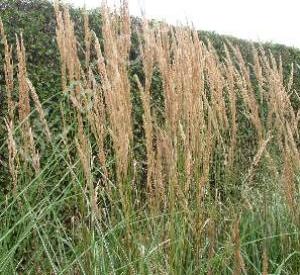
232 217 246 275
139 18 156 196
230 43 264 144
26 78 51 141
83 10 92 70
224 44 238 170
0 19 14 122
262 246 268 275
282 145 297 215
243 133 272 184
16 34 40 172
100 2 133 180
5 119 18 193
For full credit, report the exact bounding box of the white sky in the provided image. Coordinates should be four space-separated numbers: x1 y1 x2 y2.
66 0 300 48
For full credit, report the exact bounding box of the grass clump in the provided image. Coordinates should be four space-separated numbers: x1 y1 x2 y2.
0 1 299 274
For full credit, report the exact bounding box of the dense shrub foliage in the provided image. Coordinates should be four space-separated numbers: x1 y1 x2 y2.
1 0 300 99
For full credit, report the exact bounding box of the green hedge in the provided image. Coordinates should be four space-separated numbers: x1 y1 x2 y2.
2 0 300 100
